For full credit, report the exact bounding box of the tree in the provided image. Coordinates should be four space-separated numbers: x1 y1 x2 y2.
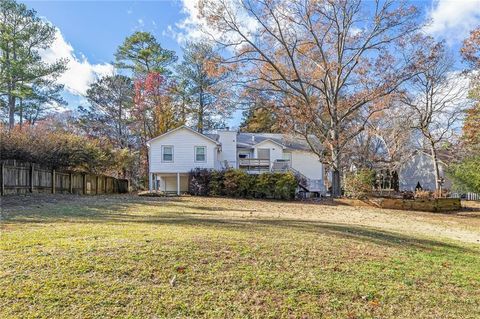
200 0 424 196
0 0 67 129
461 27 480 151
176 41 234 133
21 78 65 126
446 27 480 194
345 100 415 172
240 106 280 133
133 72 178 140
115 31 177 75
78 75 134 149
401 40 466 194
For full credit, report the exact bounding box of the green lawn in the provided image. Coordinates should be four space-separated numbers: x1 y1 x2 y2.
1 195 479 318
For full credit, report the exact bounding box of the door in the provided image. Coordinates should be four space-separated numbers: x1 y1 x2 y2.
257 148 270 160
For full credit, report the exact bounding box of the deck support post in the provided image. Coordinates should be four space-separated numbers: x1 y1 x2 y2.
177 173 180 196
149 173 153 192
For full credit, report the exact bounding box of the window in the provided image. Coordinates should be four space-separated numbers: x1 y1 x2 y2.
162 146 173 162
195 146 206 162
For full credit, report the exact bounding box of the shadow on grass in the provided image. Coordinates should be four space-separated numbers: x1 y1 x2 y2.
2 195 477 255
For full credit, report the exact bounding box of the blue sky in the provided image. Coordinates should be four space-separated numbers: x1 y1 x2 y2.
23 0 480 127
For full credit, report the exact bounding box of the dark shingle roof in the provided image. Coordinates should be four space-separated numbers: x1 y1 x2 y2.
204 132 319 151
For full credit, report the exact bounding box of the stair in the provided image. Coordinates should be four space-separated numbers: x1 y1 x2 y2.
272 162 324 193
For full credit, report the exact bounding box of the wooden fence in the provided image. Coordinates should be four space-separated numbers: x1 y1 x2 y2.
0 160 129 196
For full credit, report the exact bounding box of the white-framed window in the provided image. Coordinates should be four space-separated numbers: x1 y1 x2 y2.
195 146 206 162
162 145 174 162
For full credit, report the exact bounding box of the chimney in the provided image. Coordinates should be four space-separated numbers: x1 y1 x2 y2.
251 135 255 142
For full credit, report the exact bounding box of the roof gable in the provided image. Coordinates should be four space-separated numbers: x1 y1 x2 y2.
254 138 286 149
146 126 220 146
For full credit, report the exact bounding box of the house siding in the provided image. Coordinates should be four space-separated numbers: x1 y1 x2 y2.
399 152 452 191
253 141 284 166
291 150 323 180
149 128 218 173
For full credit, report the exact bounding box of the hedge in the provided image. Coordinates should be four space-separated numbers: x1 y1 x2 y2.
188 168 299 200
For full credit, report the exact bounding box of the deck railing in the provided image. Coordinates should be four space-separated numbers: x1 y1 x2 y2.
238 158 271 167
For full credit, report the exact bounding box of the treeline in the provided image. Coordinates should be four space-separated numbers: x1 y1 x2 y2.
1 0 479 193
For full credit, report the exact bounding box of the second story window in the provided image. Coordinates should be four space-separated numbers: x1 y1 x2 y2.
162 146 173 162
195 146 206 162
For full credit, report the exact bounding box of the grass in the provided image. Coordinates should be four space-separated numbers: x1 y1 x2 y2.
1 194 479 318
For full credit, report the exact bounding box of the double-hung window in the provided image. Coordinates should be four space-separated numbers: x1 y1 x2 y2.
195 146 206 162
162 146 174 162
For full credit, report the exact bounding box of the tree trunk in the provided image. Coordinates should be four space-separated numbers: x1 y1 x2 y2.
198 90 204 133
330 122 342 197
8 94 15 130
19 98 23 129
430 144 441 196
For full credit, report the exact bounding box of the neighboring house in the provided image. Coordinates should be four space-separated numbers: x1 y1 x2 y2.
146 126 325 194
398 150 452 191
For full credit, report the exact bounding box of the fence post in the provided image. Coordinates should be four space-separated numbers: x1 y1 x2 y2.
69 173 73 194
30 163 34 193
52 169 56 194
1 162 4 196
83 173 87 195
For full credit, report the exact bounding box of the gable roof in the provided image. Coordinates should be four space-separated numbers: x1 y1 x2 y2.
253 138 286 149
146 125 221 147
236 132 320 152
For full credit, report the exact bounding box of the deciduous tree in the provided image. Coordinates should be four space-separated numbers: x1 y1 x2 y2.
200 0 424 196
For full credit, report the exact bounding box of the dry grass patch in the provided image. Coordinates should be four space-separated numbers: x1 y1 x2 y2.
1 194 479 318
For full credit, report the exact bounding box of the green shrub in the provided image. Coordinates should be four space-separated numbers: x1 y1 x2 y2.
344 169 375 198
223 169 251 197
187 169 300 200
447 156 480 193
274 172 298 200
208 170 224 196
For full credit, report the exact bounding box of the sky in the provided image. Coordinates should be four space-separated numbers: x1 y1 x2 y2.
22 0 480 127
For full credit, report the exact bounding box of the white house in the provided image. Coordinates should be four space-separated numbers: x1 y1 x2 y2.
146 126 325 194
398 150 452 191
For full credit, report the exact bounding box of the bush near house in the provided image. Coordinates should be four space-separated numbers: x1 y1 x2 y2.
344 168 376 199
188 168 299 200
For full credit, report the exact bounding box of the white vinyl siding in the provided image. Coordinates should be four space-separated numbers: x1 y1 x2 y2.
290 150 323 180
195 146 206 162
149 128 217 173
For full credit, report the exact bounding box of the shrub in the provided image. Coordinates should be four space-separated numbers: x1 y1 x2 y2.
447 156 480 193
344 169 376 198
273 172 298 200
187 169 300 200
208 170 224 196
188 168 212 196
223 169 251 197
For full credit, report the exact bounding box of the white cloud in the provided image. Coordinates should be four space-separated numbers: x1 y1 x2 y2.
425 0 480 43
39 28 114 95
170 0 259 45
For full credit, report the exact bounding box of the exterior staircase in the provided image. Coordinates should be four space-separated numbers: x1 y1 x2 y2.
272 160 325 194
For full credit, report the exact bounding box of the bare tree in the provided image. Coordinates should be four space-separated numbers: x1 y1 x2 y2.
402 41 467 194
346 102 415 172
199 0 424 196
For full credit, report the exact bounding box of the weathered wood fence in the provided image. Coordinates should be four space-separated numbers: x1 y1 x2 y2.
0 160 129 196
